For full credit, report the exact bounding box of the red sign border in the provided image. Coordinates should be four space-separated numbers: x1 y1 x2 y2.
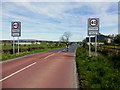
12 22 19 29
89 18 98 27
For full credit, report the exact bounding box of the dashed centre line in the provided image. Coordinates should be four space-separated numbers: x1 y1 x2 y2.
44 53 55 59
0 62 36 82
1 51 61 82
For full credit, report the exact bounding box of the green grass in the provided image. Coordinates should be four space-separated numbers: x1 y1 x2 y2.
2 47 61 61
2 43 66 54
97 46 120 69
1 42 66 61
2 43 51 50
2 42 66 50
76 47 120 88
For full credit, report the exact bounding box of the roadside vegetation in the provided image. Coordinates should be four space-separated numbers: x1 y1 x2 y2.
1 42 65 61
76 46 120 88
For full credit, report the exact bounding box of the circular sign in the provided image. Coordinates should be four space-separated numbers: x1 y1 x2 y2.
89 19 98 27
12 22 19 29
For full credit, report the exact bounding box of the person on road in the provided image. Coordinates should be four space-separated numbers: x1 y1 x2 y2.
66 43 69 52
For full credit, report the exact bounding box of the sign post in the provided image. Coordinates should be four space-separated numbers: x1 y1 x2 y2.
11 22 21 54
88 18 99 56
95 35 97 56
17 37 20 55
89 35 91 57
13 37 15 54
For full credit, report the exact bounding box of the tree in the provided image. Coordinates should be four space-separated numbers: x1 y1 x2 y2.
114 34 120 44
104 38 109 45
60 32 72 49
82 39 88 48
60 32 72 42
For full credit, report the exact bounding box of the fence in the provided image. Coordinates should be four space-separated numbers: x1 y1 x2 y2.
97 45 120 54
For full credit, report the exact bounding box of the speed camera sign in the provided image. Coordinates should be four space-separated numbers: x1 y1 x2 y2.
11 22 21 37
88 18 99 36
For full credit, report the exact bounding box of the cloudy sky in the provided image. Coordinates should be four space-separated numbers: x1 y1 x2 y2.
1 0 119 41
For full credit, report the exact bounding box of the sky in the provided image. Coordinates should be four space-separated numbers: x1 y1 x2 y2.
1 0 119 41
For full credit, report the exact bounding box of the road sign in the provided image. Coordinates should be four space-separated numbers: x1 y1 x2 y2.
12 33 21 37
88 18 99 57
12 22 19 29
89 18 98 27
11 22 21 55
11 22 21 37
88 18 99 36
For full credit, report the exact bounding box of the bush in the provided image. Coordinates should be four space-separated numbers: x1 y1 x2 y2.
108 53 120 69
114 34 120 45
76 47 88 59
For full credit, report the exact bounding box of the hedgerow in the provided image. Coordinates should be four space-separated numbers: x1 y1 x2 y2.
76 47 120 88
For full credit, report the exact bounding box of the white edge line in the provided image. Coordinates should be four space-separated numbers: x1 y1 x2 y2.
0 62 36 82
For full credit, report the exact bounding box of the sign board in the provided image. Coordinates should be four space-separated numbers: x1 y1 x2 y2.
11 22 21 37
88 18 99 36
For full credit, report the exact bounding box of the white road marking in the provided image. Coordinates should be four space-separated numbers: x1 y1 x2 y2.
44 53 55 59
0 62 36 82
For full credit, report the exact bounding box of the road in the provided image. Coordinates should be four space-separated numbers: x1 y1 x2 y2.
1 44 79 88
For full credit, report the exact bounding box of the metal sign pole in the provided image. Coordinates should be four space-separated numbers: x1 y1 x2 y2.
89 35 91 57
18 37 19 54
95 35 97 56
13 37 15 54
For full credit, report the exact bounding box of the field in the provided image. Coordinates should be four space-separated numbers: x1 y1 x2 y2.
1 42 65 61
76 47 120 88
2 42 64 50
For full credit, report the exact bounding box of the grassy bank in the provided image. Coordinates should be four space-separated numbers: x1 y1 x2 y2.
2 47 61 61
1 43 66 54
76 47 120 88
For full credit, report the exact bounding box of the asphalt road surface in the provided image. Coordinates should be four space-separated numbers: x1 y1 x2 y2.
1 44 79 88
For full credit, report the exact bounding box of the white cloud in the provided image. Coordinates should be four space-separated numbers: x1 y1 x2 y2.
2 0 120 2
3 13 34 22
13 2 83 20
2 2 118 41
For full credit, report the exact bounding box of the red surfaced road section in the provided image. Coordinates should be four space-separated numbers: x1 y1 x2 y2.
2 52 75 88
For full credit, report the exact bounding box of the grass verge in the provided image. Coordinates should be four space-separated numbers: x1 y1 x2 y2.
76 47 120 88
2 47 61 61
